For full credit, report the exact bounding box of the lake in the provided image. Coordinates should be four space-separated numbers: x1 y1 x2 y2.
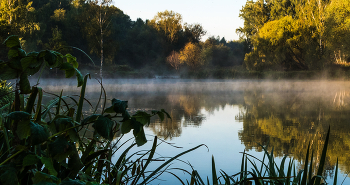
39 78 350 184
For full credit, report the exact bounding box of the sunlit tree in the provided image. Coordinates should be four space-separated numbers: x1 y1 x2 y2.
179 42 203 69
149 10 183 44
78 0 117 79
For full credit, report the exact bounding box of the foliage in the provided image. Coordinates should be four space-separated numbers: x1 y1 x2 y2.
0 80 13 107
238 0 350 71
179 42 204 70
0 35 204 184
149 10 183 44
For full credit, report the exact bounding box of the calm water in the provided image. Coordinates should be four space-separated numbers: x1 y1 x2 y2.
39 79 350 184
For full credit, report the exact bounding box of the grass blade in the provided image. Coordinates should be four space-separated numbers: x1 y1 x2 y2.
139 144 206 185
301 142 310 185
212 155 218 185
334 158 338 185
315 125 330 185
76 74 90 123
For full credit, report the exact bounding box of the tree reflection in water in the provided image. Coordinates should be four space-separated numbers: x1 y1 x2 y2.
41 79 350 180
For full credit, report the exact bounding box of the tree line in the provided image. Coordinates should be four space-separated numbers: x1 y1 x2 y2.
238 0 350 71
0 0 245 77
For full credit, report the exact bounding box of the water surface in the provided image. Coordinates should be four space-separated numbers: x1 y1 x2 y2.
39 79 350 184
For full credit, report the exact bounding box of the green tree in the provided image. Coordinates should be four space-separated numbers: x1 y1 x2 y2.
183 23 206 43
179 42 204 69
236 0 271 51
149 10 183 45
78 0 118 78
324 0 350 63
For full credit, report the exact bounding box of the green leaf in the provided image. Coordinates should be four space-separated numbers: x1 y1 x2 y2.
48 136 74 162
7 111 31 120
134 126 147 146
30 121 49 145
121 119 133 134
23 154 40 167
0 164 18 184
19 72 31 94
21 54 41 71
156 111 164 121
92 115 114 141
8 48 19 59
51 51 64 67
111 98 128 115
59 63 75 78
132 111 151 125
68 147 84 178
0 64 18 80
3 35 21 48
41 157 58 176
32 171 59 184
17 120 31 140
45 51 57 66
65 54 78 68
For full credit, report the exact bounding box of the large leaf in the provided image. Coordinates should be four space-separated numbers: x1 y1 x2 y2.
17 120 31 140
3 35 21 48
65 54 78 68
23 154 40 167
45 51 57 66
0 164 18 184
132 111 151 125
59 62 75 78
21 54 40 70
51 51 63 66
106 98 128 115
121 119 133 134
92 115 114 141
0 63 18 80
30 121 49 145
8 48 19 59
7 111 31 120
48 136 74 162
68 147 84 178
133 126 147 146
41 157 58 176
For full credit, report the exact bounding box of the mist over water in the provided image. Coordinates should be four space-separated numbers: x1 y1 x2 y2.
37 78 350 184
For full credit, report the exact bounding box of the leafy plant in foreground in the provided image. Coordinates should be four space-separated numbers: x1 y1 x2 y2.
0 35 204 184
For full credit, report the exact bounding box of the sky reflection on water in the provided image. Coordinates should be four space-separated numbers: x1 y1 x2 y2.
39 79 350 184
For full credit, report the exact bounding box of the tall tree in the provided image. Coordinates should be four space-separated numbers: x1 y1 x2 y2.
179 42 204 69
79 0 116 79
149 10 183 45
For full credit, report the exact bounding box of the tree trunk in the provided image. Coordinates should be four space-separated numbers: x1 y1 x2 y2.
99 3 103 80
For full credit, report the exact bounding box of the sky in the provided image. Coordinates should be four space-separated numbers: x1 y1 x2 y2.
113 0 248 41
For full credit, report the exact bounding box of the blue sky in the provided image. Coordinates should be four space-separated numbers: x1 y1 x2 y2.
114 0 247 41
